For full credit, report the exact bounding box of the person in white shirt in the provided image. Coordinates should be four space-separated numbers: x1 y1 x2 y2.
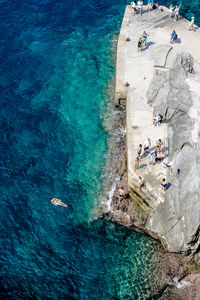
131 1 137 15
169 4 174 18
137 0 143 15
188 16 195 30
174 3 182 21
143 138 151 153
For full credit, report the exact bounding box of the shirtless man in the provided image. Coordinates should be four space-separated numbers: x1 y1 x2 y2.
156 139 163 153
118 188 125 198
137 144 142 157
50 197 68 207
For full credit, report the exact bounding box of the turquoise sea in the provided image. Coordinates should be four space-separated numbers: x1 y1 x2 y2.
0 0 199 299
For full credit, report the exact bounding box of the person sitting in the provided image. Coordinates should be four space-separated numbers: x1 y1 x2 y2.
149 150 157 165
137 38 143 52
50 197 68 207
118 188 125 198
131 1 137 14
169 30 178 43
152 1 158 10
157 147 165 160
153 113 163 126
143 138 151 153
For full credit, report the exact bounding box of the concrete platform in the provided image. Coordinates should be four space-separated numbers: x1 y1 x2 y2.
115 6 200 208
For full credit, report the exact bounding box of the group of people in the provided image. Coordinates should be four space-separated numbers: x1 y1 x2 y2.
168 3 182 21
133 117 168 191
134 137 165 169
132 2 196 47
169 4 195 31
131 0 158 15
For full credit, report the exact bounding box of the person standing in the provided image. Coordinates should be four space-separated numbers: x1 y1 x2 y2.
156 139 163 153
174 3 182 21
137 37 143 52
169 4 174 18
161 178 168 191
188 16 195 30
134 156 141 171
137 0 143 15
142 31 148 47
147 0 153 11
137 144 142 156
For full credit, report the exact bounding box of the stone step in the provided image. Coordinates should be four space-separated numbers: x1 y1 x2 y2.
129 182 158 210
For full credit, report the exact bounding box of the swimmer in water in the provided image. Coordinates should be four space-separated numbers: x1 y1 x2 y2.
50 197 68 207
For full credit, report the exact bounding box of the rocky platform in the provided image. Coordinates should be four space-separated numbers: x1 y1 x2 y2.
114 5 200 258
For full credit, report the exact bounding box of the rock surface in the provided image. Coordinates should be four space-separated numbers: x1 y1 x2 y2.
146 51 200 254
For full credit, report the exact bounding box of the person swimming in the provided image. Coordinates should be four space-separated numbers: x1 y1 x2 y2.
50 197 68 207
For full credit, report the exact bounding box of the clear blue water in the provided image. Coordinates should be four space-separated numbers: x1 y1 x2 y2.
0 0 199 299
